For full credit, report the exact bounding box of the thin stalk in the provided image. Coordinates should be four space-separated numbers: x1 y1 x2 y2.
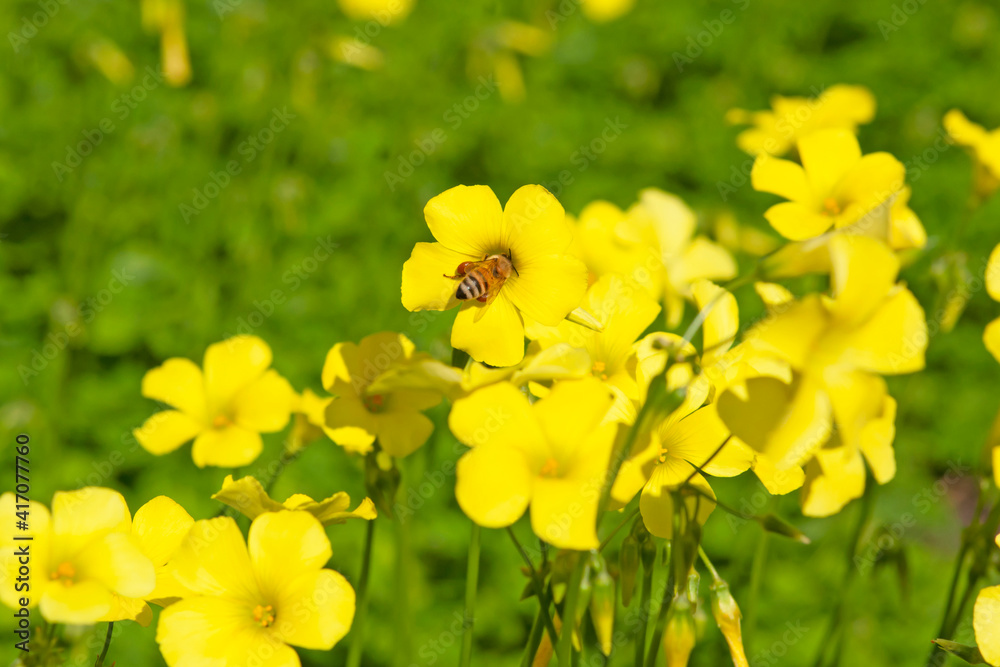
556 555 586 666
697 546 721 582
521 608 545 667
599 507 640 552
458 522 482 667
507 527 559 645
746 531 770 638
94 622 113 667
644 506 681 667
635 555 654 667
346 519 376 667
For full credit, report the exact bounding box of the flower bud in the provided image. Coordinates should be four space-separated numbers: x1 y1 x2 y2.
589 555 616 656
760 513 810 544
364 450 401 518
931 639 986 664
664 596 697 667
710 581 749 667
686 571 700 607
619 535 640 607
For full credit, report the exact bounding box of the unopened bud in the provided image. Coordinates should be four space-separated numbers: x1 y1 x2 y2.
686 571 700 606
710 581 749 667
620 535 640 607
760 513 810 544
932 639 986 664
364 449 401 518
589 554 616 656
566 307 604 332
664 596 696 667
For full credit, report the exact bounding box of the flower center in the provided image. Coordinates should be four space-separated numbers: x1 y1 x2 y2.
50 561 75 586
822 197 841 216
539 457 560 478
212 414 231 429
592 360 609 381
252 604 276 628
363 394 385 413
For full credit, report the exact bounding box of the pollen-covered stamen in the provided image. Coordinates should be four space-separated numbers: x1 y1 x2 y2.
592 360 609 381
539 457 560 477
212 414 231 429
50 561 75 586
822 197 842 216
363 394 384 413
252 604 276 628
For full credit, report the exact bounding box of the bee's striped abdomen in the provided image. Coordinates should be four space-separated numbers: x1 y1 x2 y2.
456 268 488 300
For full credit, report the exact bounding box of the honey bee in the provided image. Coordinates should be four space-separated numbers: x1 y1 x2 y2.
444 251 519 309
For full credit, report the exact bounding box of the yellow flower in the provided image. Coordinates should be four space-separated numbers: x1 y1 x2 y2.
751 128 905 241
717 236 926 516
156 512 354 666
727 85 876 157
467 22 552 104
449 378 618 550
975 536 1000 666
287 388 336 454
322 332 442 457
944 109 1000 199
401 185 588 367
580 0 635 22
983 244 1000 366
337 0 414 24
212 475 376 525
526 274 660 404
460 342 592 395
134 335 295 468
0 488 155 625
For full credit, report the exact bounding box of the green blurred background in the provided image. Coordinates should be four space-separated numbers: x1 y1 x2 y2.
2 0 1000 664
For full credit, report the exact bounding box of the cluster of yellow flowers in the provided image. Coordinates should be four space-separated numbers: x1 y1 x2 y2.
7 84 1000 667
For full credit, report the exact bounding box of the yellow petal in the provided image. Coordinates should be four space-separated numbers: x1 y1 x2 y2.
975 585 1000 666
424 184 504 256
134 410 204 455
203 335 273 412
639 188 696 258
322 341 361 393
821 85 876 125
504 185 574 262
140 357 206 420
451 293 526 367
402 243 470 311
751 454 804 495
250 511 332 600
232 369 295 433
449 381 545 449
211 475 285 520
833 153 906 221
307 495 377 524
677 237 738 284
827 234 899 324
800 446 865 517
764 202 833 241
324 395 377 455
692 281 738 367
839 287 927 375
751 155 810 202
530 477 600 550
40 580 113 624
103 595 152 624
375 409 434 458
985 317 1000 364
987 243 1000 302
456 443 533 528
798 128 861 196
276 569 355 649
944 109 989 148
533 378 614 464
506 254 589 327
191 425 263 468
860 396 897 484
746 296 828 368
754 282 795 311
170 517 257 600
52 487 131 557
663 408 752 477
639 459 715 539
76 532 155 599
132 496 195 566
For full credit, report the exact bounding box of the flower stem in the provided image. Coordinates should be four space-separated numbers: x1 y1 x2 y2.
556 554 586 666
94 622 113 667
346 519 376 667
634 553 655 667
521 607 546 667
459 522 481 667
599 507 639 552
508 527 559 645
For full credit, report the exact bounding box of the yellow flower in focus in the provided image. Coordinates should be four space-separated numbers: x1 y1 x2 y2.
156 512 354 666
322 332 442 457
580 0 635 22
134 335 295 468
337 0 414 24
751 128 905 241
974 536 1000 666
401 185 588 367
718 236 927 516
526 274 660 404
213 474 376 525
727 85 876 157
944 109 1000 199
449 378 618 550
0 488 155 625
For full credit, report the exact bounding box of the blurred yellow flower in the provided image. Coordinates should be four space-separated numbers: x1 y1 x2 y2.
449 378 617 550
212 474 376 525
580 0 635 22
974 536 1000 666
727 85 876 157
468 22 552 103
287 388 336 454
944 109 1000 199
337 0 414 24
135 335 295 468
751 128 905 241
157 512 354 666
328 36 385 71
0 488 155 625
526 274 660 405
322 332 442 457
401 185 588 366
141 0 191 86
717 236 926 516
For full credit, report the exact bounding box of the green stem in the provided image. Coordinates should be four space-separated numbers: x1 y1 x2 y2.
507 527 559 645
635 556 654 667
94 622 113 667
458 522 481 667
521 607 546 667
556 554 586 666
599 507 639 552
346 519 376 667
746 531 770 638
